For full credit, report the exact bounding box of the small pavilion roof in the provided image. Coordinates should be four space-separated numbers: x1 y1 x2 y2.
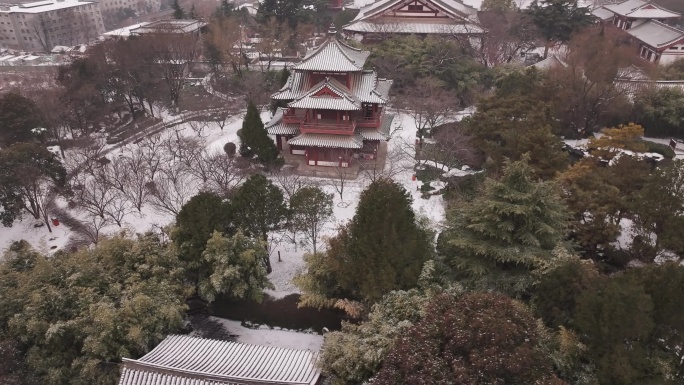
117 335 320 385
603 0 680 18
359 114 394 141
273 71 391 105
627 20 684 48
292 34 370 72
288 133 364 149
266 108 301 135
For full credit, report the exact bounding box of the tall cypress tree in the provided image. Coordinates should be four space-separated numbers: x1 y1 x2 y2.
441 155 567 294
332 179 432 302
238 100 280 168
171 0 185 19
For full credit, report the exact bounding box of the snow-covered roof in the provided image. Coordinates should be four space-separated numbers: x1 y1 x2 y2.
627 20 684 48
292 35 370 72
0 0 94 13
344 0 481 35
591 7 615 20
130 19 206 35
343 20 483 35
289 77 362 110
118 335 321 385
288 133 364 148
359 114 394 141
102 22 150 38
528 54 568 70
273 70 390 105
603 0 680 18
266 109 302 135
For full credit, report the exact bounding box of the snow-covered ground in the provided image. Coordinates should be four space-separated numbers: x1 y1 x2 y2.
209 317 324 352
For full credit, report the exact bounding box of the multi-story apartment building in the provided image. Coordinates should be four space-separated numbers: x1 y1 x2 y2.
0 0 105 52
97 0 161 29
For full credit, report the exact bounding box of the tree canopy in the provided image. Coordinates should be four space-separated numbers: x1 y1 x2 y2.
0 92 44 146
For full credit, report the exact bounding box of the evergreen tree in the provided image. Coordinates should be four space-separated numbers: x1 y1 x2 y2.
172 192 233 286
199 231 274 302
230 174 287 273
297 179 432 305
0 92 44 146
171 0 185 19
528 0 592 58
238 100 281 168
441 156 567 295
188 3 197 19
371 293 562 384
279 66 291 88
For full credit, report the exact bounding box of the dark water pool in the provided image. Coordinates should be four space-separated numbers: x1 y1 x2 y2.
210 293 356 333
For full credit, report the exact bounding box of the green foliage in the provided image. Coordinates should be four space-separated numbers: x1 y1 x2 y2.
528 0 592 53
171 0 185 19
630 160 684 258
441 156 568 295
0 143 67 227
198 231 274 302
173 192 233 286
0 92 44 146
465 70 567 180
368 36 489 102
230 174 287 272
296 179 432 306
223 142 237 157
320 278 450 385
633 87 684 139
481 0 517 11
289 186 333 254
371 292 562 384
238 100 281 168
0 235 188 385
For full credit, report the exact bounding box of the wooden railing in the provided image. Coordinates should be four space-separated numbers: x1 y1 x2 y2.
300 120 356 135
282 114 303 124
356 115 382 128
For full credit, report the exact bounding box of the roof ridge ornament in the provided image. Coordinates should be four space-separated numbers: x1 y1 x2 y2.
328 23 337 36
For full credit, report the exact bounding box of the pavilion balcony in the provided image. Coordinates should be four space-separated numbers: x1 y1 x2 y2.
300 119 356 135
282 110 304 124
356 114 383 128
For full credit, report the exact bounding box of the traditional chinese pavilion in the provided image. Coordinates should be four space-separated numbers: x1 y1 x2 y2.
266 27 393 168
343 0 482 42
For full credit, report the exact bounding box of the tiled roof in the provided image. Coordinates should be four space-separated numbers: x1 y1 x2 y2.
528 55 568 70
343 19 483 35
275 71 391 105
292 37 370 72
591 7 614 20
628 20 684 48
265 108 301 135
352 0 477 22
288 77 362 110
273 71 312 100
118 335 320 385
602 0 680 18
288 133 364 149
359 114 395 141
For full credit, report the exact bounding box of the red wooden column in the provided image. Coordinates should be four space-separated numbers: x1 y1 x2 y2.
276 134 283 150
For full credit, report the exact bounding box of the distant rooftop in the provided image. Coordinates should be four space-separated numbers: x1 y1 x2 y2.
0 0 94 13
129 19 207 35
103 22 150 38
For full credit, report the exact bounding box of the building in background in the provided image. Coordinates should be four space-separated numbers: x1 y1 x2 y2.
592 0 684 64
96 0 161 29
0 0 104 52
343 0 483 42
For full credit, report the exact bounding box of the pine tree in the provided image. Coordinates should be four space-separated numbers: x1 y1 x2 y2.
528 0 592 58
441 155 567 294
0 92 44 146
328 179 432 302
188 3 197 19
238 100 281 168
171 0 185 19
279 66 291 88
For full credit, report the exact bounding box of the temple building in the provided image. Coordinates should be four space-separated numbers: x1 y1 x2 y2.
592 0 684 65
265 28 393 168
342 0 482 42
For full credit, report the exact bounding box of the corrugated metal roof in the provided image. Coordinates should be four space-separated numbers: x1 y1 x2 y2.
118 368 239 385
118 335 320 385
343 20 483 35
628 20 684 48
288 133 364 149
292 37 370 72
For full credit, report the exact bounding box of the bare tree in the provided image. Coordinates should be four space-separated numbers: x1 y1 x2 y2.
148 165 197 216
149 32 200 107
271 166 312 200
359 143 411 183
121 151 153 212
81 214 110 245
421 123 477 170
70 171 118 220
187 119 210 138
394 77 459 153
327 150 355 205
204 153 248 197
